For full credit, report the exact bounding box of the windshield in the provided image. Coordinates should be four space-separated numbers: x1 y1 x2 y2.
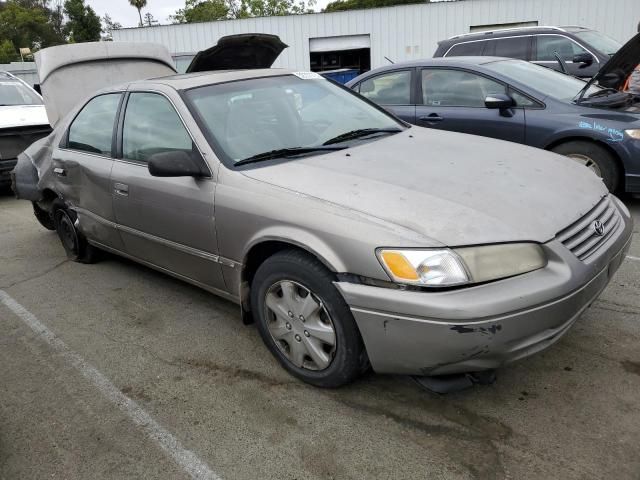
573 30 621 56
185 74 404 164
0 77 42 106
483 59 601 101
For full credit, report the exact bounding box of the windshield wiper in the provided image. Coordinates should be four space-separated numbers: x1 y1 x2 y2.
235 146 346 166
322 128 403 146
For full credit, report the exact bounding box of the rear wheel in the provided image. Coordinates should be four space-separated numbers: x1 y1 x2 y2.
552 141 621 192
251 249 367 387
53 203 98 263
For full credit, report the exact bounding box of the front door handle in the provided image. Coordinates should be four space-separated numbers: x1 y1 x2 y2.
419 114 444 123
53 167 66 176
113 183 129 196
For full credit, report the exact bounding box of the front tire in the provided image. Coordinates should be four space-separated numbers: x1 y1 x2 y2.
53 203 98 263
552 141 621 192
251 249 367 388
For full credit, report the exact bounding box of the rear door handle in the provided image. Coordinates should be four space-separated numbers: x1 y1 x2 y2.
419 114 444 123
113 183 129 196
53 167 66 176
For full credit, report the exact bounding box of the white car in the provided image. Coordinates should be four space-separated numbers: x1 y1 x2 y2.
0 71 51 191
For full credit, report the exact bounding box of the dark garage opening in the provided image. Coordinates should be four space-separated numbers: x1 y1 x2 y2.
309 48 371 74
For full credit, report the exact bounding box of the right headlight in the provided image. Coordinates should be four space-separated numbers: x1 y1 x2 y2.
377 243 546 287
625 129 640 140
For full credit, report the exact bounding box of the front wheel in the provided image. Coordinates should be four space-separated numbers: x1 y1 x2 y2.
251 250 368 388
552 141 621 192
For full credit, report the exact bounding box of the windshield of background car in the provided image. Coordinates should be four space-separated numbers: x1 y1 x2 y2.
0 77 42 106
184 74 404 163
573 30 621 56
484 59 601 101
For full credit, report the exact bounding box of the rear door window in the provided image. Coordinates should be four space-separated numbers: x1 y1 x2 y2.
446 41 486 56
358 70 412 105
67 93 121 155
122 92 194 163
484 37 531 60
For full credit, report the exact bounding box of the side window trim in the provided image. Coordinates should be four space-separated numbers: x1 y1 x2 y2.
358 69 413 106
116 89 212 178
60 92 125 158
444 35 534 58
417 67 511 108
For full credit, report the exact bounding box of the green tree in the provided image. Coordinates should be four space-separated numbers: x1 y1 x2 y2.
325 0 426 12
0 40 19 64
242 0 313 16
64 0 101 42
170 0 313 23
0 0 64 52
170 0 231 23
143 12 158 26
129 0 147 27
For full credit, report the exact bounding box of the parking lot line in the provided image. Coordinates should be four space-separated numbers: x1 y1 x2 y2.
0 289 222 480
628 255 640 262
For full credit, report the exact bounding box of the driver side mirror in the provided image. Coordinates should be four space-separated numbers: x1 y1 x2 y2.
573 53 594 68
148 150 207 178
598 72 622 88
485 93 515 110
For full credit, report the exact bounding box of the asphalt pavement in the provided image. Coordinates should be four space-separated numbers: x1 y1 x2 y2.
1 192 639 480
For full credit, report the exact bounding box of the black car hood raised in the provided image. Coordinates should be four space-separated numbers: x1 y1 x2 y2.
578 32 640 100
186 34 288 72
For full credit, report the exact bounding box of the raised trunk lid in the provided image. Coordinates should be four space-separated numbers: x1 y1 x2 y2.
35 42 177 126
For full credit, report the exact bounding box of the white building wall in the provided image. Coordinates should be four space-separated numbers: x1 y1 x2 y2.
113 0 640 71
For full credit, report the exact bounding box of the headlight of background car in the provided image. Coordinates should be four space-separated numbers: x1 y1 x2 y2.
625 129 640 140
377 243 546 287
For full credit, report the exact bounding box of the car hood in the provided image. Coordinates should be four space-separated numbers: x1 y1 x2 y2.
0 105 49 129
186 34 288 73
240 128 607 246
579 31 640 97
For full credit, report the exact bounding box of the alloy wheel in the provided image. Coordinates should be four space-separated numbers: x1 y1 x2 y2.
263 280 337 371
566 153 602 177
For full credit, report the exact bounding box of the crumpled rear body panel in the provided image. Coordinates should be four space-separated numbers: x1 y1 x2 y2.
12 129 59 201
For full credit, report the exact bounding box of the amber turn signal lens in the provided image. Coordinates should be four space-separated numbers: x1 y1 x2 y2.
379 251 419 280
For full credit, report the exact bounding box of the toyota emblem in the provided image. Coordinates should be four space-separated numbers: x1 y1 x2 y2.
593 220 605 236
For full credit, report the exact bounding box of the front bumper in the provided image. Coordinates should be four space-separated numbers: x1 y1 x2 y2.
336 204 633 376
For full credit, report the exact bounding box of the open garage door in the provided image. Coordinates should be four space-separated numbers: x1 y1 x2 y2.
309 34 371 74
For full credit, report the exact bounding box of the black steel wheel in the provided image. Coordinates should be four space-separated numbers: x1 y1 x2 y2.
53 204 98 263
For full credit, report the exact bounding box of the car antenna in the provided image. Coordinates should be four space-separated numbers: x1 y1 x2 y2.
384 56 395 64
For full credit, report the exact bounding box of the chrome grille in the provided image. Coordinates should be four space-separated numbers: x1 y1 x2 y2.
556 196 622 261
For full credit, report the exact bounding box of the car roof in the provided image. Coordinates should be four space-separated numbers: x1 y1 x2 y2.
129 68 296 90
352 56 510 77
441 25 591 44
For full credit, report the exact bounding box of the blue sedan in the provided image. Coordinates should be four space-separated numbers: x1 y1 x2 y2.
346 56 640 193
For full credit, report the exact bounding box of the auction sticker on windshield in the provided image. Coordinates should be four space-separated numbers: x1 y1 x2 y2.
292 72 323 80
